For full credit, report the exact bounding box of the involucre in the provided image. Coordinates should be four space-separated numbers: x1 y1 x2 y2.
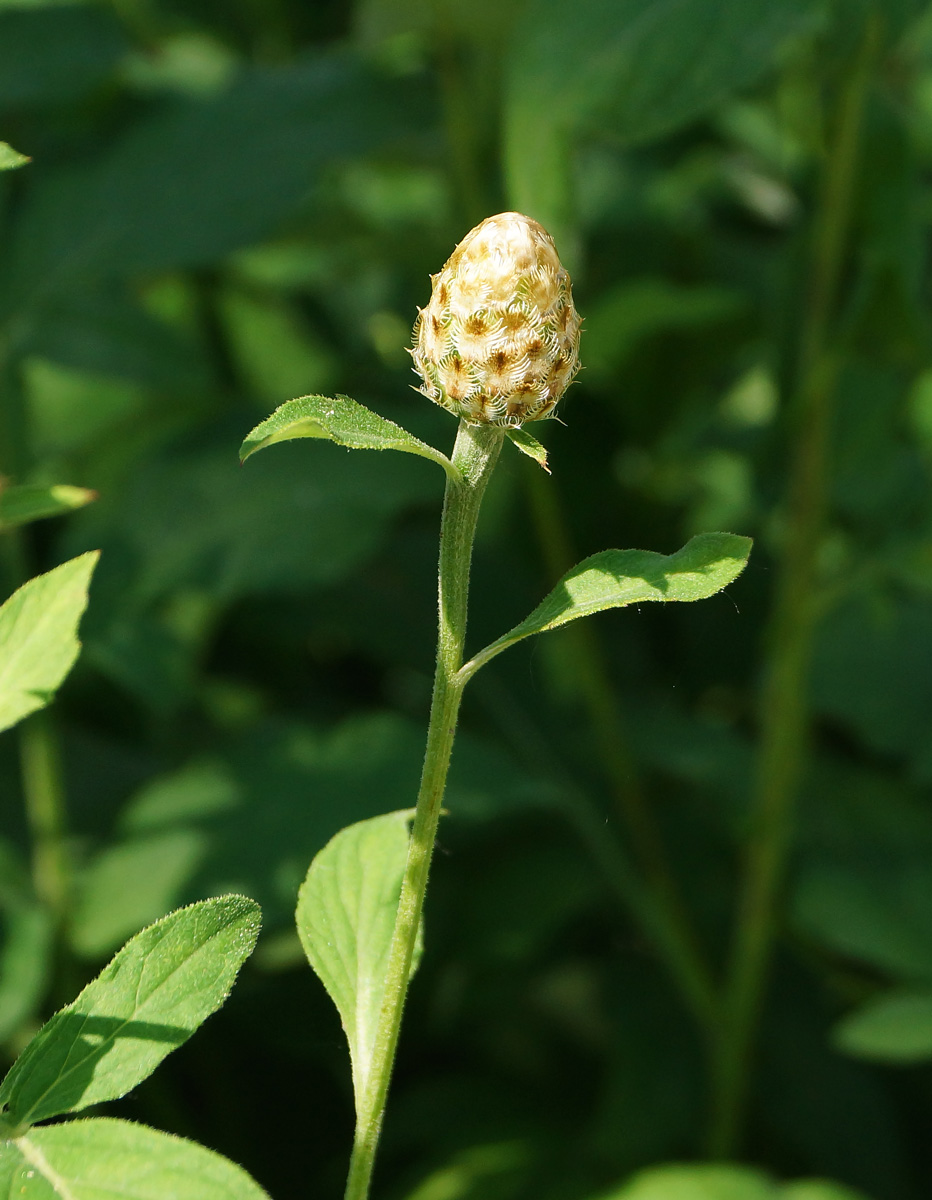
411 212 581 427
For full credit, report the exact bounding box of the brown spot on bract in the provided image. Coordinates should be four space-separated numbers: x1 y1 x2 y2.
464 313 488 335
500 309 527 334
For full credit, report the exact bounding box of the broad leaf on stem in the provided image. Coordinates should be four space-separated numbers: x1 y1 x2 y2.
0 551 99 734
296 810 420 1114
0 1117 271 1199
460 532 752 681
0 483 97 532
0 896 261 1126
240 394 456 478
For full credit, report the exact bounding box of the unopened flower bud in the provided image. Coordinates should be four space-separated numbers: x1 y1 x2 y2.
411 212 581 427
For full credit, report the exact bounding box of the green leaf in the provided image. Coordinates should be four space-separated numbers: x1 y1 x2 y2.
296 810 420 1111
67 715 542 954
506 427 550 472
833 990 932 1064
0 143 28 172
594 1165 872 1200
1 60 428 310
791 859 932 982
66 438 438 606
583 279 746 378
0 551 99 735
460 532 752 681
597 1162 778 1199
504 0 813 231
0 7 127 110
0 1117 271 1199
240 394 455 477
0 896 261 1126
0 483 97 532
70 830 210 959
782 1184 872 1200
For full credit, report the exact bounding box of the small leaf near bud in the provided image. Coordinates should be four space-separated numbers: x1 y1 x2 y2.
411 212 581 427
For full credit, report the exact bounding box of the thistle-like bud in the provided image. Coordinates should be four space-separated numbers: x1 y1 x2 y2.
411 212 581 427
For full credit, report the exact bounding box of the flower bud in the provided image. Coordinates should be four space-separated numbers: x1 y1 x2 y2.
411 212 581 427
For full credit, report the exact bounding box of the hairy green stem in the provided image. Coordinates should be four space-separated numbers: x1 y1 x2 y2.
708 18 878 1158
343 420 504 1200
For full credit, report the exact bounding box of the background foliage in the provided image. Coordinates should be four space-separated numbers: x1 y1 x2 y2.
3 0 932 1197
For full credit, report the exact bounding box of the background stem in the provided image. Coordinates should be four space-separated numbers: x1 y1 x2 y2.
0 335 73 930
343 421 504 1200
708 18 879 1158
523 468 716 1029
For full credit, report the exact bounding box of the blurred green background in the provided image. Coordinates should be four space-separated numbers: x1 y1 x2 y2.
3 0 932 1197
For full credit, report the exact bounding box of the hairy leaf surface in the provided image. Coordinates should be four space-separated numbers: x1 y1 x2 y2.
0 1118 271 1199
0 897 260 1125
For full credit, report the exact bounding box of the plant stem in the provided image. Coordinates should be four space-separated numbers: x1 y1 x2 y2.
0 331 73 927
343 420 504 1200
707 17 878 1158
20 713 71 919
475 672 716 1030
523 467 716 1029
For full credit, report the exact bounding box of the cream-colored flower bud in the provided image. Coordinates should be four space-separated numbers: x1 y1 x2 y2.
411 212 581 427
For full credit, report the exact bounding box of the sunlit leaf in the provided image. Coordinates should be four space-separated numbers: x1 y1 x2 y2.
0 1118 270 1199
461 533 752 681
0 483 97 532
0 896 260 1125
240 394 455 477
0 552 99 735
296 810 420 1113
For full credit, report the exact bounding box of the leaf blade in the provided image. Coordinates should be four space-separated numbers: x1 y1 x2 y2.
506 427 550 472
0 896 261 1125
0 143 29 172
0 1117 271 1200
240 394 455 477
461 533 752 680
296 810 418 1113
0 552 99 734
833 989 932 1065
504 0 813 232
0 484 97 532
